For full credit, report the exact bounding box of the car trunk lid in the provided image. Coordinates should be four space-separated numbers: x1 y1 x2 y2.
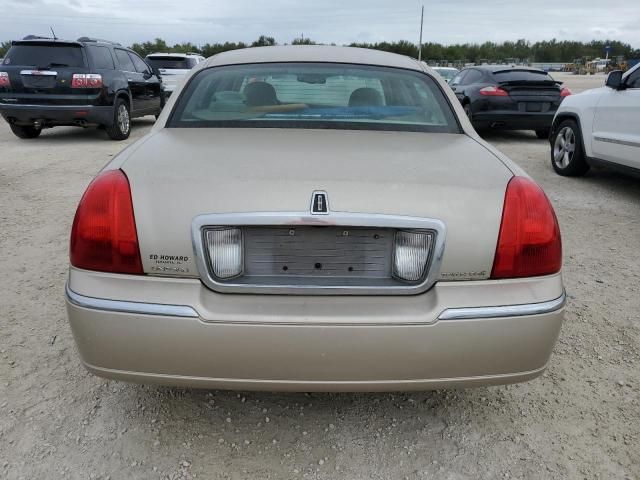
121 128 513 284
0 41 96 105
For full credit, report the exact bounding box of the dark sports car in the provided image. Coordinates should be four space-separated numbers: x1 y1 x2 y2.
450 66 571 138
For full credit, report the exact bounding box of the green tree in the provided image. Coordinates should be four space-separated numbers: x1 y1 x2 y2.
292 37 316 45
0 40 13 57
251 35 276 47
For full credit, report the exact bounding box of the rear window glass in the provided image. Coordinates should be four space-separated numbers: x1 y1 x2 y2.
146 57 195 69
2 43 85 68
169 62 459 134
493 70 555 82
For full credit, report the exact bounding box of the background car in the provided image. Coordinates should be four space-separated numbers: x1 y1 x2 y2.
65 46 564 392
450 65 571 138
145 52 205 97
432 66 459 84
0 36 163 140
550 63 640 176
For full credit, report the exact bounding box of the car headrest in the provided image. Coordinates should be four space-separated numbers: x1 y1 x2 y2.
348 87 384 107
244 81 279 107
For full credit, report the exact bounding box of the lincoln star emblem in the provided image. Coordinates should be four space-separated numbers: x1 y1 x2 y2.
311 191 329 215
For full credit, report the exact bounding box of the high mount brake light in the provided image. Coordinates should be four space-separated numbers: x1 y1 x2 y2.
491 177 562 279
71 73 103 88
479 86 509 96
70 169 143 275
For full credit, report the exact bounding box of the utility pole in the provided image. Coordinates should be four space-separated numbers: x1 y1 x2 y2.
418 5 424 62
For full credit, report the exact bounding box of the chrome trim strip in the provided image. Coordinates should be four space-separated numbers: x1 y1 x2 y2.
65 284 199 318
438 292 566 320
593 136 640 148
192 211 446 295
20 70 58 76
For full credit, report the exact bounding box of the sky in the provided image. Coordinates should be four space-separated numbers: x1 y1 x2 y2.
1 0 638 48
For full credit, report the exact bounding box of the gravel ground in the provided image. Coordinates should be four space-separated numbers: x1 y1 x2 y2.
1 73 638 480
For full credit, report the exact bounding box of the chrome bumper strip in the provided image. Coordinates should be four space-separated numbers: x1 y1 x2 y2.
65 284 199 318
438 292 566 321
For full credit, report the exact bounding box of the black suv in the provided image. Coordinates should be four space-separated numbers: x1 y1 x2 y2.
0 36 163 140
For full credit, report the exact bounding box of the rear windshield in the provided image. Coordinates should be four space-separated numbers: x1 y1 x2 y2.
2 43 86 68
492 70 555 83
168 62 459 133
146 57 195 70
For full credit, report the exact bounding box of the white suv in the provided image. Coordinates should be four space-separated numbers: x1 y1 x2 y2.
145 53 205 96
550 63 640 176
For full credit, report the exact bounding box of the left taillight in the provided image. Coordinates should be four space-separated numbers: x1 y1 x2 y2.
71 73 103 88
0 72 10 88
491 176 562 279
560 87 572 97
479 86 509 97
70 169 143 275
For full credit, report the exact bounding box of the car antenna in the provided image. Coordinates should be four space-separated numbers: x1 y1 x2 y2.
50 26 58 40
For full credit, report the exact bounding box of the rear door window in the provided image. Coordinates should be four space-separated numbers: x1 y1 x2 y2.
450 70 467 86
114 49 135 72
128 52 151 74
2 43 86 68
88 46 114 70
625 68 640 88
462 69 483 84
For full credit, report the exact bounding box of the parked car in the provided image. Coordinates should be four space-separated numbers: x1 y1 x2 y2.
0 36 163 140
432 66 459 84
145 52 205 97
450 65 571 138
65 46 565 392
550 63 640 176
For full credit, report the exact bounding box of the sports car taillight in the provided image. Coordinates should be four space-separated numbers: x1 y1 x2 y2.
560 87 572 97
479 86 509 96
491 177 562 279
70 169 143 274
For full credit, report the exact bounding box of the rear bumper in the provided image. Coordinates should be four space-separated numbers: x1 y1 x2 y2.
472 111 556 130
0 104 113 126
65 270 565 392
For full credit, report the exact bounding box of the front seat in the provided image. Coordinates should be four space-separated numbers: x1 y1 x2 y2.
244 81 279 107
348 88 384 107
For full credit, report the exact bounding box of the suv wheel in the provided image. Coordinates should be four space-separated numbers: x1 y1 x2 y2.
535 128 550 139
105 99 131 140
10 124 42 139
550 119 590 176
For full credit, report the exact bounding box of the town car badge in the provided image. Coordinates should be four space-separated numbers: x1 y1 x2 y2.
311 191 329 215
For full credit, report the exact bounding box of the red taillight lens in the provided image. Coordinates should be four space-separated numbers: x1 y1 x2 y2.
560 87 572 97
491 177 562 279
0 72 10 87
71 73 103 88
70 169 143 274
479 86 509 96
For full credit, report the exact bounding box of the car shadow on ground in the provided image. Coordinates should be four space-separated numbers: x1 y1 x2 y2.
478 129 545 144
19 118 156 143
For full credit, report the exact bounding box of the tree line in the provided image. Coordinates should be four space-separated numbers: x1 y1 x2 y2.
1 37 638 63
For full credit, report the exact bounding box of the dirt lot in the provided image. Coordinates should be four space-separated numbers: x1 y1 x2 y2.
1 73 638 480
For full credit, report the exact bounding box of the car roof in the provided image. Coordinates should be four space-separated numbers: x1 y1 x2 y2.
12 37 124 48
468 65 547 74
203 45 423 71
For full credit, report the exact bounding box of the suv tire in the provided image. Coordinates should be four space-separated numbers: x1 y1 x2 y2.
10 124 42 139
105 98 131 140
550 119 590 176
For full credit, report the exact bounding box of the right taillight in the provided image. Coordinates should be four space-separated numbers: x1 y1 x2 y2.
491 176 562 279
0 72 10 87
479 86 509 96
71 73 103 88
560 87 572 97
70 169 143 275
